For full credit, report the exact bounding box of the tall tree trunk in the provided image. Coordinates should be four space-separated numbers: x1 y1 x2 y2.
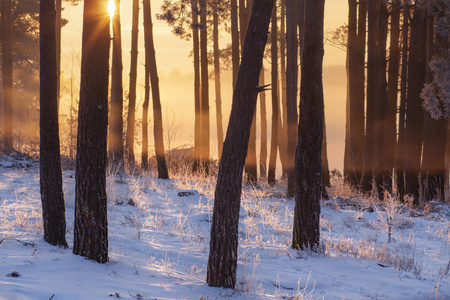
231 0 240 87
192 0 201 172
345 0 358 184
213 3 224 160
279 0 288 177
74 0 110 264
126 0 139 163
200 0 210 173
421 17 447 203
361 0 379 194
373 1 388 198
353 0 366 188
207 0 274 288
40 0 67 248
142 60 150 170
292 0 325 250
404 4 426 205
385 0 401 194
268 5 278 186
396 1 409 201
259 68 267 178
298 0 305 61
322 116 330 191
143 0 169 179
286 0 298 197
109 0 124 164
1 0 13 151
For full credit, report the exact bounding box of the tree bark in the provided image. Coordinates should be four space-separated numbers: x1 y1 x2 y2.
268 5 278 186
74 0 110 263
396 1 409 201
40 0 68 248
404 4 426 205
279 0 288 177
200 0 210 173
142 60 150 170
361 0 379 194
109 0 124 164
1 0 13 151
213 2 224 160
286 0 298 197
259 69 267 178
56 0 62 111
143 0 169 179
385 0 401 194
292 0 325 250
191 0 201 172
126 0 139 163
207 0 274 288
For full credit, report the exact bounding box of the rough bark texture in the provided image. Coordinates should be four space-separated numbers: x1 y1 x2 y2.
213 3 224 160
404 5 426 205
268 5 278 186
73 0 110 263
396 2 409 201
109 0 124 164
143 0 169 179
207 0 274 288
200 0 210 173
126 0 139 163
286 0 298 197
361 0 379 194
1 0 13 151
259 69 267 178
192 0 201 172
292 0 325 250
39 0 68 248
56 0 62 111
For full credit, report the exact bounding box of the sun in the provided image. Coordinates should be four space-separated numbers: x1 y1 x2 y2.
108 0 115 18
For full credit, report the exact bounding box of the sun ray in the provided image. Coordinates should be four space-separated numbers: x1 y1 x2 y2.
108 0 115 18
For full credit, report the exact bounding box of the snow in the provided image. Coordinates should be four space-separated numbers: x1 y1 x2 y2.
0 157 449 299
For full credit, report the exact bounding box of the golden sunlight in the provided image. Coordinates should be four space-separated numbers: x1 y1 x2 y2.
108 0 115 18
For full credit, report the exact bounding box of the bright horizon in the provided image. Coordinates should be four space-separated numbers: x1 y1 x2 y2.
60 0 348 173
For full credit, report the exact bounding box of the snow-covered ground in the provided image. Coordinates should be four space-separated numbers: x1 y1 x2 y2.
0 154 449 299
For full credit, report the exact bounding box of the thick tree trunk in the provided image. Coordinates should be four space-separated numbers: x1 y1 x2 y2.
1 0 13 151
361 0 379 194
298 0 305 61
200 0 210 173
191 0 201 172
207 0 274 288
109 0 124 164
39 0 68 248
231 0 240 87
126 0 139 163
404 5 426 205
213 3 224 160
56 0 62 111
421 17 447 203
268 5 278 186
142 62 150 170
143 0 169 179
74 0 110 264
292 0 325 250
286 0 298 197
259 69 267 178
385 0 401 194
396 2 409 201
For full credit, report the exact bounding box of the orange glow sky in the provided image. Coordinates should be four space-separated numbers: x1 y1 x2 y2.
60 0 348 173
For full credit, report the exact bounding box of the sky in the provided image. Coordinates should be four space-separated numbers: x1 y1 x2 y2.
60 0 349 172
